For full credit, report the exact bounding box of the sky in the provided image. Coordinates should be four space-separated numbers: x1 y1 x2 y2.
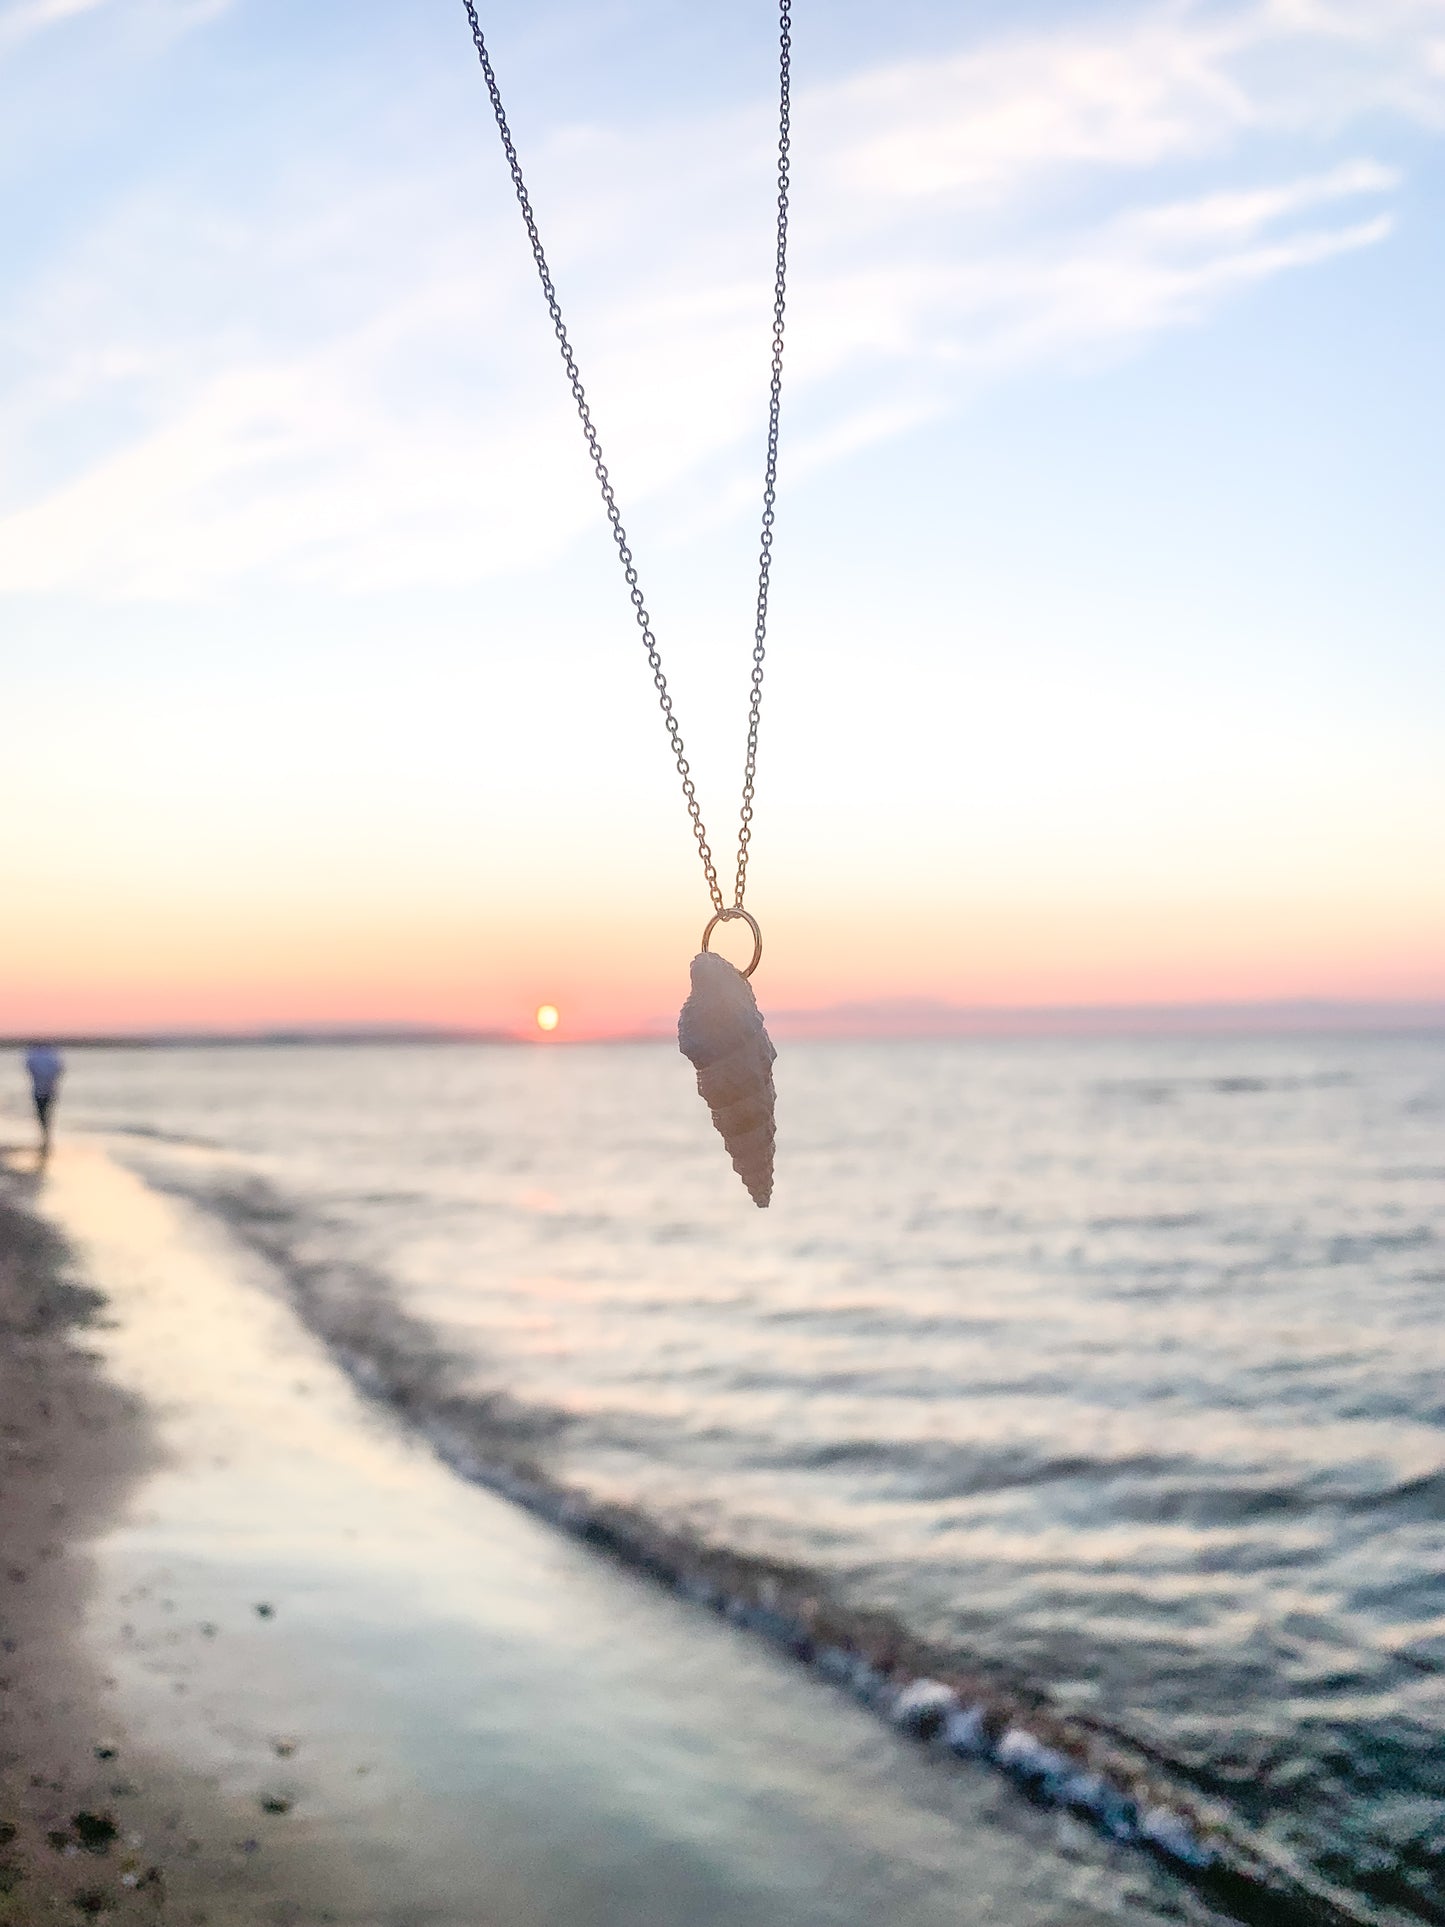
2 0 1443 1038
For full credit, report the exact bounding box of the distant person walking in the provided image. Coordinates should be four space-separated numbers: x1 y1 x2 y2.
24 1043 63 1154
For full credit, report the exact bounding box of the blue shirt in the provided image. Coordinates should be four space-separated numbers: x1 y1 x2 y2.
25 1046 63 1099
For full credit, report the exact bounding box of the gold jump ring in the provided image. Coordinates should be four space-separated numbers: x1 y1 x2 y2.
701 908 763 979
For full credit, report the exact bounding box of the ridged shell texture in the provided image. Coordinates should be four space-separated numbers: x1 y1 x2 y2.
678 951 777 1207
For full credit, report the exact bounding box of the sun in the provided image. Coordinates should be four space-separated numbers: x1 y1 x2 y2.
535 1004 560 1034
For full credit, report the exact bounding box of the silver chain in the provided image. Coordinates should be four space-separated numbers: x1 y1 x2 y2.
461 1 791 917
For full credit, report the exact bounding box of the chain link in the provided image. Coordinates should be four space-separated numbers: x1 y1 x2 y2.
461 1 790 917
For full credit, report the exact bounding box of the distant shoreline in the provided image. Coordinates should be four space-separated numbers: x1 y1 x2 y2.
0 1028 515 1050
2 998 1442 1050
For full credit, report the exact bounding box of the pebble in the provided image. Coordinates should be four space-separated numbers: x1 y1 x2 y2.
676 1574 722 1608
749 1606 803 1648
812 1644 856 1684
942 1705 990 1757
1095 1788 1141 1842
891 1679 960 1739
845 1659 890 1705
995 1728 1069 1789
1058 1769 1111 1817
1140 1804 1215 1868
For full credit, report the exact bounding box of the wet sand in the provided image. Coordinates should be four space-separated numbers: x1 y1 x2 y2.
0 1165 367 1925
1 1142 1205 1926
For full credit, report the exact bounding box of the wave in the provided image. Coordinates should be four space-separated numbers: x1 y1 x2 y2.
1095 1072 1357 1101
124 1158 1440 1927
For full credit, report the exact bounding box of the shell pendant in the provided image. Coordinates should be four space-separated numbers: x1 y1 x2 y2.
678 938 776 1209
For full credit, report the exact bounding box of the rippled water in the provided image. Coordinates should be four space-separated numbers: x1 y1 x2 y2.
53 1032 1445 1924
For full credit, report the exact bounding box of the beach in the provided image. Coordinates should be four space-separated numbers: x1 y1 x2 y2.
0 1174 379 1925
1 1031 1440 1925
1 1136 1206 1927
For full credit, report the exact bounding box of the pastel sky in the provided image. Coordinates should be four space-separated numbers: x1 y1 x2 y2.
3 0 1443 1037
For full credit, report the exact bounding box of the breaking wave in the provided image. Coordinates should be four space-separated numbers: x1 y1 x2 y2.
119 1160 1444 1927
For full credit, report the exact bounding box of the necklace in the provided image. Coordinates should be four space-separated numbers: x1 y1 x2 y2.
462 2 792 1207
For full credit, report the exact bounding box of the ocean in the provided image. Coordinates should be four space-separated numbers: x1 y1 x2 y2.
53 1030 1445 1924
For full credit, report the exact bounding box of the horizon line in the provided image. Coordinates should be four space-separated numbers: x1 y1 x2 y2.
4 994 1443 1049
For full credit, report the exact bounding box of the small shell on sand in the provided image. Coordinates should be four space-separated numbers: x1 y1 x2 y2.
678 951 777 1207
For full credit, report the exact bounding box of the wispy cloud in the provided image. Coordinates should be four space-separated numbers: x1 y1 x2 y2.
0 0 1440 597
0 0 111 51
0 0 227 58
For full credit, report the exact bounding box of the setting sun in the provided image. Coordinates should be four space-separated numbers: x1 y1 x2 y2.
535 1003 560 1034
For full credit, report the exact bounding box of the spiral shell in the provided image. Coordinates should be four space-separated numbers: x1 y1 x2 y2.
678 950 776 1207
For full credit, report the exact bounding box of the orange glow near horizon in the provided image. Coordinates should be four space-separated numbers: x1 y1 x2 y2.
0 880 1441 1039
535 1004 560 1033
